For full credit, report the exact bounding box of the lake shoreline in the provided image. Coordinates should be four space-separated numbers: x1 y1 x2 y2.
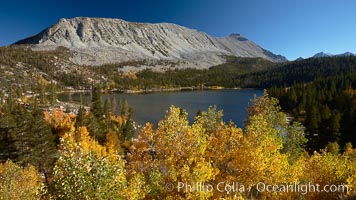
58 86 262 95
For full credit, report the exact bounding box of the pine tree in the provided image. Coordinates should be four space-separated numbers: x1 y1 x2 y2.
103 98 111 118
329 110 341 142
110 96 117 113
306 104 320 149
26 102 57 181
76 106 86 128
0 103 18 162
119 98 129 115
91 87 103 119
119 99 135 141
7 104 31 164
4 101 57 181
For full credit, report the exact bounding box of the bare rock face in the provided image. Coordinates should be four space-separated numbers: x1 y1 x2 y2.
15 17 286 68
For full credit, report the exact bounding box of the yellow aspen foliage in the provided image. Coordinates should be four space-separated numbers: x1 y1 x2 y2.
127 93 356 199
105 131 124 155
41 92 355 199
108 112 133 150
0 160 45 200
302 151 355 200
127 123 156 175
44 108 76 136
53 126 129 199
124 172 149 200
155 107 218 199
109 112 127 132
236 113 291 199
126 123 160 198
126 100 356 199
128 106 218 199
205 123 243 198
344 142 354 156
246 90 282 123
347 172 356 198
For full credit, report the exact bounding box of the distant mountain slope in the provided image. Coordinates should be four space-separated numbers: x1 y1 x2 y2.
312 52 334 58
15 17 286 68
312 51 355 58
238 56 356 88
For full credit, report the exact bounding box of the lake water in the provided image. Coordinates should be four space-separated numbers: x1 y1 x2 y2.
62 89 263 128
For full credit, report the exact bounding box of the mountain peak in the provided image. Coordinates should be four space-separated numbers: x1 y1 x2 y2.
227 33 248 41
312 51 355 58
312 52 333 58
339 52 355 56
295 57 304 61
14 17 287 67
229 33 242 37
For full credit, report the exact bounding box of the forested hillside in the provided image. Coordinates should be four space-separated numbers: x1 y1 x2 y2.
238 56 356 88
247 57 356 151
0 46 276 96
269 75 356 151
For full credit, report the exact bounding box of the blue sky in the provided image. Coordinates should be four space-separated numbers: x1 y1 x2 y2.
1 0 355 60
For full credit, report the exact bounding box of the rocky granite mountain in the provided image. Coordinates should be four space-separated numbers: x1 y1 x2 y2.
15 17 286 69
